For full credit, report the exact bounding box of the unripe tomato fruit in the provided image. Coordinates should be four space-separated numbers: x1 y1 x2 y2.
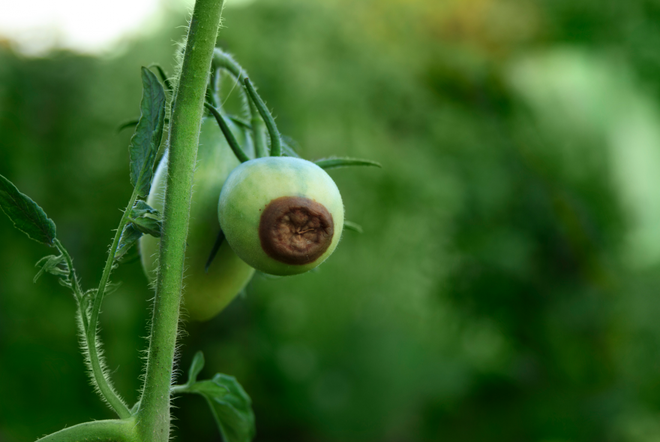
139 117 255 321
218 157 344 276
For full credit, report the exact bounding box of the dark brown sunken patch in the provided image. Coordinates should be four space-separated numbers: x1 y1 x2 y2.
259 196 334 265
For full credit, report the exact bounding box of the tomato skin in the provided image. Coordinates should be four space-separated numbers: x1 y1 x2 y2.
218 157 344 276
139 117 255 321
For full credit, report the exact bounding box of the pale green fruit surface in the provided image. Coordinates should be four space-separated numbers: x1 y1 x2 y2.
218 156 344 276
139 117 255 321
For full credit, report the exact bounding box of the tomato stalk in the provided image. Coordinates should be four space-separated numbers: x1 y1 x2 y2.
84 189 139 419
36 418 138 442
135 0 226 440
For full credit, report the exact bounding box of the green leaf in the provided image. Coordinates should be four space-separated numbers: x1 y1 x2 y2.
314 157 382 170
188 379 229 398
0 174 57 246
343 220 363 233
34 254 68 282
187 351 205 385
132 200 158 217
129 67 167 197
178 354 255 442
131 216 162 238
115 224 143 261
127 200 161 238
205 374 256 442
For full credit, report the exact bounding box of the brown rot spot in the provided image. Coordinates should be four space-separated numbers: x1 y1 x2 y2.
259 196 334 265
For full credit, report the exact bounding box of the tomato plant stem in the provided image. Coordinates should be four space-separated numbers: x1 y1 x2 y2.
136 0 225 440
35 418 138 442
87 189 140 419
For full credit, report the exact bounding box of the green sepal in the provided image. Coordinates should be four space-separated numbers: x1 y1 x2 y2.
129 67 167 197
343 220 363 233
314 157 382 170
281 137 301 158
0 174 57 246
149 63 174 92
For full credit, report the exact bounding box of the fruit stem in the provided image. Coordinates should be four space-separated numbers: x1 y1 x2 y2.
136 0 225 440
205 102 250 162
212 49 269 157
243 77 282 156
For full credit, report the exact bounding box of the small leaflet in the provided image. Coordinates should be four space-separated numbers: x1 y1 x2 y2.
0 174 57 246
129 67 167 198
181 352 256 442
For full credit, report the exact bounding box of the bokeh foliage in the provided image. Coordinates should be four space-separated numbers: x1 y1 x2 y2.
3 0 660 441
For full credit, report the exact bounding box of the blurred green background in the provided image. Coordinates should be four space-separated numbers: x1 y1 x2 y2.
3 0 660 441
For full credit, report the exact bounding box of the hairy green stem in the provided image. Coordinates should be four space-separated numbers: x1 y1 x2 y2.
54 240 85 303
212 50 269 157
35 418 138 442
136 0 225 440
205 102 250 162
249 99 269 157
243 78 282 156
54 240 94 373
83 189 140 419
212 49 245 80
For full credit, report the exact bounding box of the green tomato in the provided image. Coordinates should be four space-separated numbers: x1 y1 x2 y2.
218 157 344 276
139 117 255 321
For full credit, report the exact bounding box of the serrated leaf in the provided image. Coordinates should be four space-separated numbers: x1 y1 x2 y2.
314 157 382 170
129 67 166 197
0 174 57 246
205 374 256 442
343 220 363 233
131 216 161 237
187 351 205 385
